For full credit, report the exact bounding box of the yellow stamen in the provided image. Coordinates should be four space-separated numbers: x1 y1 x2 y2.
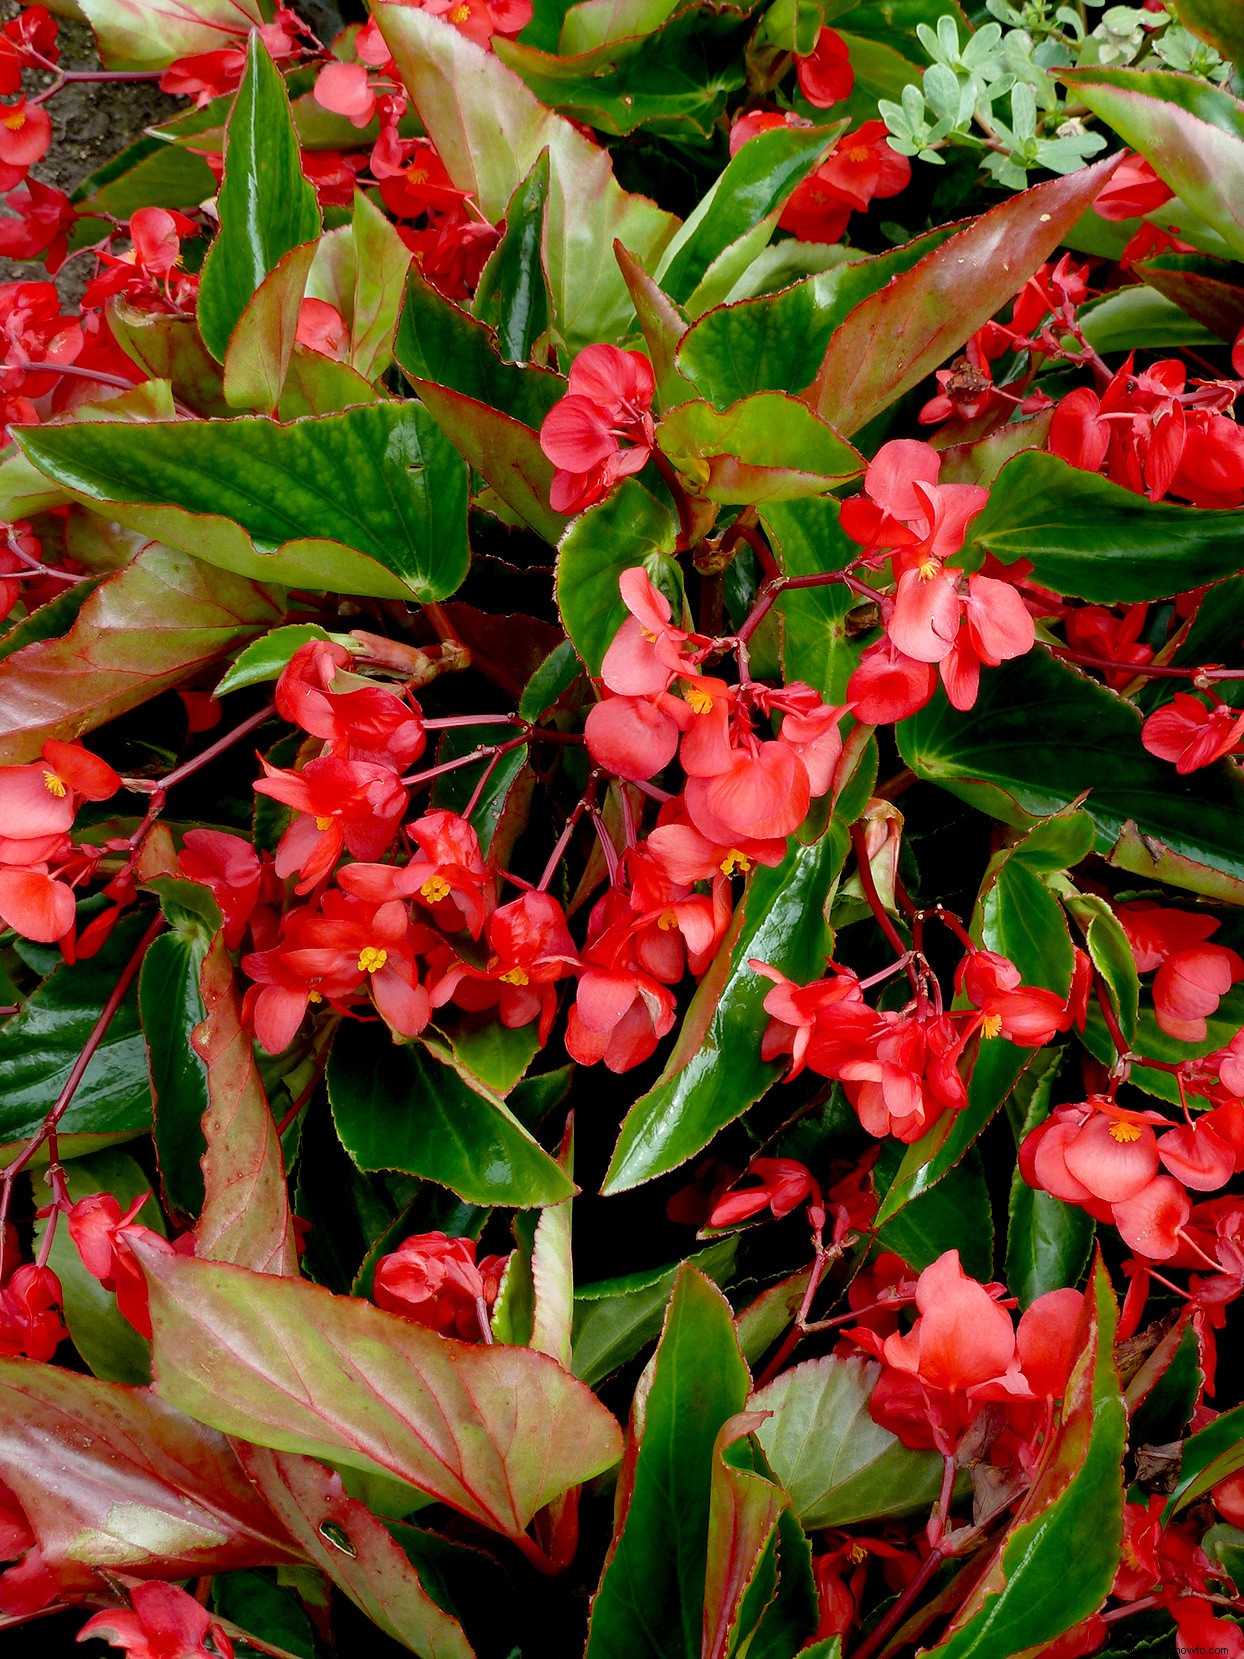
41 769 67 798
2 111 26 131
420 874 451 904
1109 1120 1142 1143
657 909 679 932
314 815 334 831
357 945 388 974
448 3 470 21
916 555 940 581
720 849 752 876
684 682 714 715
307 990 323 1004
980 1012 1003 1040
407 166 428 184
499 965 530 986
847 1543 868 1566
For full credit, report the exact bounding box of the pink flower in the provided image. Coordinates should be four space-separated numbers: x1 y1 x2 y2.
539 345 655 514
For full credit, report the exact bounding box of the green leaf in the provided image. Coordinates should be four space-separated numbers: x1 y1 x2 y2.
18 402 470 604
197 36 321 363
805 158 1119 434
930 1257 1125 1656
571 1238 738 1387
77 0 264 69
212 1571 315 1659
965 451 1244 603
35 1148 163 1385
556 478 679 673
0 544 281 764
378 3 679 350
751 1355 944 1528
1006 1050 1095 1309
441 1011 542 1097
519 638 583 722
140 924 211 1220
215 623 338 696
0 912 153 1159
223 239 319 414
138 1243 623 1543
1061 888 1140 1046
657 122 844 310
703 1414 787 1659
657 393 863 503
307 189 412 383
394 265 567 541
107 299 232 418
236 1447 475 1659
326 1021 574 1208
0 1359 301 1575
71 132 219 222
1128 1320 1202 1448
429 722 532 856
496 7 749 141
615 242 692 408
1065 68 1244 263
897 649 1244 904
1170 0 1244 62
193 936 299 1278
584 1267 751 1659
473 150 554 363
1164 1401 1244 1519
1136 250 1244 344
876 1144 994 1280
677 226 956 410
1078 285 1222 352
603 828 845 1193
761 496 867 703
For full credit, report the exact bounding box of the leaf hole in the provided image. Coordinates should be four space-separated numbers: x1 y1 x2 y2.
319 1520 358 1556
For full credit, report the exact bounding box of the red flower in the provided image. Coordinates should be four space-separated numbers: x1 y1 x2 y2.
564 887 677 1072
1092 151 1174 221
275 638 426 769
813 121 910 213
0 7 57 96
159 47 248 105
0 740 120 942
539 344 656 514
339 810 493 938
242 893 432 1053
1142 693 1244 773
958 949 1072 1045
79 1581 235 1659
846 637 937 725
66 1192 179 1339
0 179 75 273
0 97 50 174
1064 602 1153 686
1117 899 1244 1040
431 890 579 1043
178 828 262 950
314 59 375 128
707 1158 819 1227
0 1264 63 1362
0 280 82 397
253 754 409 892
373 1231 507 1339
414 0 533 47
795 27 854 108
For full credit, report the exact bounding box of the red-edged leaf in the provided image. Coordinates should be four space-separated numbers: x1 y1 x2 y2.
238 1446 474 1659
0 545 281 763
192 935 298 1276
702 1412 785 1659
0 1361 301 1578
804 157 1120 435
136 1244 623 1545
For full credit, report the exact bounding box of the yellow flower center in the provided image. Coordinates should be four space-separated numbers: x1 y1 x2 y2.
420 874 451 904
448 4 470 21
917 555 940 581
357 945 388 974
1109 1120 1142 1143
657 909 678 931
847 1542 868 1566
41 769 67 798
408 166 428 184
499 966 529 986
684 682 714 715
980 1012 1003 1040
2 111 26 131
720 849 752 876
314 815 334 831
307 990 323 1004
